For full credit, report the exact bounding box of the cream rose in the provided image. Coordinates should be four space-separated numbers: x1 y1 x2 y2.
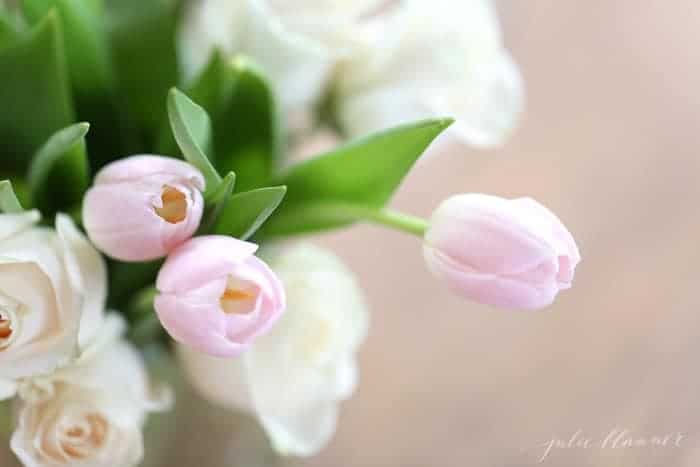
10 315 171 467
179 243 369 456
0 212 106 399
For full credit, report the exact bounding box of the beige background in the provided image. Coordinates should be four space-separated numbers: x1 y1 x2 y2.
309 2 700 466
2 2 700 467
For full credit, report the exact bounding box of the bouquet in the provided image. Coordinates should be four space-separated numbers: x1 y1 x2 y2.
0 0 580 465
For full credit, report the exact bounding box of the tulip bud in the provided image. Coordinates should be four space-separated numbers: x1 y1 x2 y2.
154 236 286 357
82 155 205 262
423 194 580 310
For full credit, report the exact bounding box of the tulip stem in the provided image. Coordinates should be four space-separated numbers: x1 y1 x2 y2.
366 209 429 236
330 203 428 237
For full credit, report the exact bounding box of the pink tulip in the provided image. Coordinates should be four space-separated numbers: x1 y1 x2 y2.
154 236 286 357
423 194 580 310
82 155 205 261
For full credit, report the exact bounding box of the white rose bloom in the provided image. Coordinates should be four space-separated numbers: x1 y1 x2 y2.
179 243 369 456
179 0 385 114
0 212 106 399
336 0 524 148
11 315 172 467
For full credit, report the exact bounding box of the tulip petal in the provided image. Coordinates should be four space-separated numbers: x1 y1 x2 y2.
156 236 258 293
94 155 205 191
155 293 247 357
426 194 557 277
424 245 559 310
511 197 581 286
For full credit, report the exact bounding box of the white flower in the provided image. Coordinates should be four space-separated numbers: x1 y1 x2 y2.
10 315 171 467
181 0 522 148
179 243 368 456
335 0 524 148
179 0 385 114
0 212 106 399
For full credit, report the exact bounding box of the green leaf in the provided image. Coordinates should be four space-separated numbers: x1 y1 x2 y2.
206 171 237 204
167 88 221 196
170 53 280 192
22 0 125 165
108 259 162 308
105 0 180 139
199 171 236 233
0 10 74 169
0 6 26 50
157 50 235 157
23 0 113 96
186 49 237 120
0 180 24 213
258 118 453 237
28 122 90 215
213 186 287 240
212 56 280 192
127 286 163 345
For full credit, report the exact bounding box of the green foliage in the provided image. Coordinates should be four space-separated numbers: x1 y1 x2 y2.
105 0 181 146
0 11 74 169
0 180 24 213
211 57 280 192
0 6 26 49
178 52 280 192
199 171 236 233
27 123 89 216
213 186 287 240
127 286 163 345
21 0 125 165
167 88 221 196
108 259 163 309
23 0 112 96
259 119 454 237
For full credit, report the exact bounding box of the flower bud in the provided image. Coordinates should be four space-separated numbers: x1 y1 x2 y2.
82 155 205 262
154 236 286 357
424 194 580 310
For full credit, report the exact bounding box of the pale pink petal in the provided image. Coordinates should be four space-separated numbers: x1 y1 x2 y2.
426 194 555 276
156 236 258 292
95 155 205 191
424 246 559 310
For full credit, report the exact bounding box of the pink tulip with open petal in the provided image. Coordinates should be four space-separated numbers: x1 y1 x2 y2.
154 236 286 357
82 155 205 261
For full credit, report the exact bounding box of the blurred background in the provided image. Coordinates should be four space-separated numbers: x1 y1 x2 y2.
3 1 699 466
308 1 700 466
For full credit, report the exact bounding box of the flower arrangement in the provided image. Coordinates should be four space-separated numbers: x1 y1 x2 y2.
0 0 580 465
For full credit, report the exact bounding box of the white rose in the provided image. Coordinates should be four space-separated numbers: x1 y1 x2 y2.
0 212 106 399
179 0 385 114
336 0 524 148
10 315 172 467
179 243 369 456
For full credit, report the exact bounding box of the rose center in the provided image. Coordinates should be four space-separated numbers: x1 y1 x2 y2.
219 278 260 315
60 413 108 460
0 311 16 350
154 185 187 224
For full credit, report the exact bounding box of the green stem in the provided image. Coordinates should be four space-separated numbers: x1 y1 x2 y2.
333 204 429 237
